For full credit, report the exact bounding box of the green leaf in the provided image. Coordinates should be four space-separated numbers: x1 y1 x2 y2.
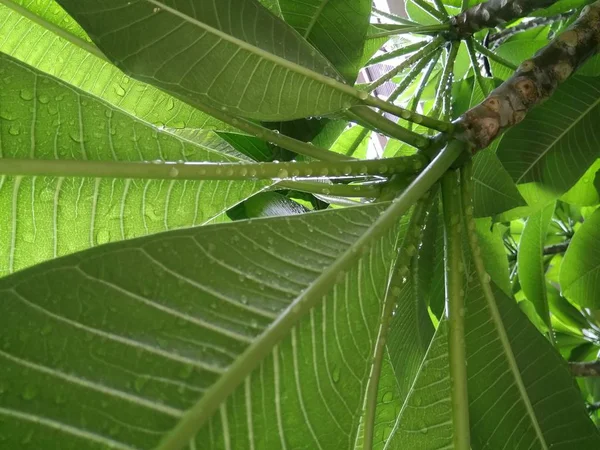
0 53 266 275
56 0 361 121
330 125 372 158
489 32 548 80
384 322 453 449
579 55 600 77
0 199 411 448
465 277 600 448
497 76 600 196
561 158 600 206
517 202 555 328
560 207 600 309
472 149 527 217
279 0 372 82
244 191 307 217
475 218 511 296
218 133 274 161
0 0 231 132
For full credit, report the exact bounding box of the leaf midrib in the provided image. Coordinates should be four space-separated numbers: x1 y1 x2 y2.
515 81 600 184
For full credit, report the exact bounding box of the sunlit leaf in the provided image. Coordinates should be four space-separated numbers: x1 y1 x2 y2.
56 0 361 121
561 207 600 309
0 53 266 275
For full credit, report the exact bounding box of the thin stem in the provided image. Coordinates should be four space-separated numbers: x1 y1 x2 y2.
412 0 448 22
0 156 427 181
275 180 382 198
351 106 431 149
569 360 600 377
387 49 442 103
366 36 445 91
432 0 450 18
363 194 434 450
466 39 491 97
488 12 574 47
367 95 453 134
372 7 419 26
366 41 427 66
0 0 110 62
367 23 450 39
508 239 571 262
460 161 547 447
441 169 470 450
461 0 469 12
432 42 460 120
157 138 467 450
472 39 518 71
407 52 442 130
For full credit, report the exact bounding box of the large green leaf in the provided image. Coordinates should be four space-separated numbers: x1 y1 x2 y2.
0 200 409 448
383 322 453 449
472 149 526 217
517 202 555 328
279 0 372 82
56 0 361 121
498 76 600 196
560 207 600 309
465 277 600 448
0 1 232 132
0 53 266 275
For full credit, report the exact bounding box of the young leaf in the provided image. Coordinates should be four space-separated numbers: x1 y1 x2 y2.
497 76 600 196
0 53 267 275
560 207 600 309
518 202 555 330
55 0 362 121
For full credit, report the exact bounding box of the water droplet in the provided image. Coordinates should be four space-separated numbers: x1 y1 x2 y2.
250 319 259 329
96 229 110 245
114 85 126 97
277 168 289 178
391 286 402 297
332 366 341 383
20 89 33 101
382 392 394 403
241 295 249 305
38 94 50 104
342 165 352 175
169 167 179 177
8 125 20 136
40 324 52 336
358 91 369 100
134 376 147 393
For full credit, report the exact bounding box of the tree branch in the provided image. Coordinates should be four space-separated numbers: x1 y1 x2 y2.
455 1 600 152
451 0 559 37
488 12 575 47
570 360 600 377
508 239 571 261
